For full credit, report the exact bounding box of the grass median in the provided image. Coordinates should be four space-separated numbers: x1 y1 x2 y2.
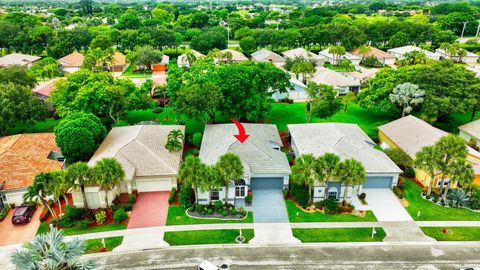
292 227 386 242
164 229 254 246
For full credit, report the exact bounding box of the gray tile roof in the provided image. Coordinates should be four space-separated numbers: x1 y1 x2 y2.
0 53 40 67
88 125 185 179
251 49 286 63
459 119 480 140
199 124 291 177
288 123 402 174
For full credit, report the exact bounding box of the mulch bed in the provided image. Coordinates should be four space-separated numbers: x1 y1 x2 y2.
186 210 247 220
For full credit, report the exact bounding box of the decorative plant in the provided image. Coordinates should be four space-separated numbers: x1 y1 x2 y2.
166 129 184 152
449 189 469 208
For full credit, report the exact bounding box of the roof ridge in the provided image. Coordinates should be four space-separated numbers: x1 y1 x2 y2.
132 129 176 174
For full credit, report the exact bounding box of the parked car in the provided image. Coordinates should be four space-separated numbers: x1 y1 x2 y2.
198 260 220 270
12 204 37 225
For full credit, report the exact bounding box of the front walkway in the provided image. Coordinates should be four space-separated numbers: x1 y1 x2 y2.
128 192 170 229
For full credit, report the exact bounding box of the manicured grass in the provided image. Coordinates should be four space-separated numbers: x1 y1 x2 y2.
7 118 60 135
166 206 253 225
164 229 254 246
85 236 123 254
421 227 480 241
121 65 152 78
404 179 480 221
293 227 386 242
286 200 377 222
37 222 127 236
324 63 354 72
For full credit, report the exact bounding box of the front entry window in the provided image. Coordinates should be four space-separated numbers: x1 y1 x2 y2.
235 186 245 197
328 190 338 199
210 190 220 201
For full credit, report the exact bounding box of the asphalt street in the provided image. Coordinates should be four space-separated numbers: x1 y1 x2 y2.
84 243 480 270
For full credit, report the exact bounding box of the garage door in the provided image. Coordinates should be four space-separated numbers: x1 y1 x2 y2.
136 180 171 192
5 193 25 206
363 176 393 189
250 177 284 189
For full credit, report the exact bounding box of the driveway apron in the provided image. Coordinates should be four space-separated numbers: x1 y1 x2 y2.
127 192 170 229
252 189 289 223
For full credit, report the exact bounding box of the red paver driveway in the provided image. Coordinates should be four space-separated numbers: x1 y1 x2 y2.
127 192 169 229
0 206 42 246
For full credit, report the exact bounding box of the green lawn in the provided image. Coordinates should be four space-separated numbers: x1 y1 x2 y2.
37 222 127 236
121 65 152 78
163 229 254 246
7 118 60 135
420 227 480 241
85 236 123 253
404 179 480 221
292 227 386 242
286 200 378 222
166 206 253 225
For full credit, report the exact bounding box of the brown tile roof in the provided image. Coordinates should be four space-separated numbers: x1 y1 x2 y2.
0 133 63 190
351 47 396 59
59 52 84 67
112 52 126 66
33 78 63 98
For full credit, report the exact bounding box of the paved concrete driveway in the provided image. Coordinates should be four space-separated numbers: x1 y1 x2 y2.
0 206 42 246
252 189 289 223
362 189 413 222
127 192 169 229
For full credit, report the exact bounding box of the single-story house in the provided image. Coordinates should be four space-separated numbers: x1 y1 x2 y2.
59 52 84 73
273 75 308 102
198 124 291 206
387 45 441 61
350 47 397 65
342 68 379 84
435 48 479 64
318 48 362 66
71 125 184 208
108 52 127 72
0 133 64 209
459 119 480 148
215 49 249 63
251 48 286 67
150 54 170 72
288 123 402 202
32 78 62 112
282 48 325 66
0 53 41 68
177 50 205 68
378 115 480 188
310 67 361 95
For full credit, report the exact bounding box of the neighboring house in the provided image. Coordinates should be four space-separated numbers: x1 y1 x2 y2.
109 51 127 72
459 119 480 148
0 133 64 209
387 45 441 61
150 55 170 72
350 47 397 65
215 49 249 63
288 123 402 202
177 50 205 68
342 68 379 84
32 78 62 112
318 48 362 66
310 67 361 94
378 115 480 188
282 48 325 66
273 75 308 102
435 48 479 64
198 124 291 206
59 52 84 73
71 125 185 209
0 53 41 68
251 48 286 67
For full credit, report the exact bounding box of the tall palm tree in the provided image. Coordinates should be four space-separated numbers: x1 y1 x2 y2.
65 162 93 209
48 171 69 215
291 154 319 206
203 165 222 202
166 129 184 152
329 45 346 66
389 82 425 117
316 153 340 196
11 227 95 270
179 156 207 203
92 158 125 208
182 49 198 67
435 135 469 194
23 173 58 220
415 145 442 196
335 159 366 206
441 159 474 202
216 153 244 205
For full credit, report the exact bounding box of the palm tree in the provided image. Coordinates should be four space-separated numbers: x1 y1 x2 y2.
335 159 366 206
328 45 346 66
415 145 442 196
316 153 340 186
389 82 425 117
48 171 69 215
92 158 125 208
203 165 222 202
441 159 474 202
11 227 95 270
292 61 316 84
182 49 198 67
65 162 93 209
179 156 207 203
216 153 244 205
222 51 233 62
435 135 469 194
23 173 58 220
358 45 371 59
291 154 319 206
166 129 184 152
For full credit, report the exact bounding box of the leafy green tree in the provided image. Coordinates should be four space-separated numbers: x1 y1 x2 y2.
0 65 37 87
0 83 46 135
152 7 174 24
441 159 474 202
341 92 357 112
335 159 366 206
291 154 319 206
23 173 58 220
291 61 316 84
130 45 163 73
396 51 428 67
388 31 409 48
190 28 227 54
179 156 207 204
435 135 469 195
54 112 106 163
389 82 425 117
65 162 93 209
415 145 443 196
338 59 356 72
90 34 113 50
92 158 125 208
239 36 257 52
28 57 60 80
216 153 244 205
173 82 222 123
306 82 341 122
11 227 95 270
358 45 372 59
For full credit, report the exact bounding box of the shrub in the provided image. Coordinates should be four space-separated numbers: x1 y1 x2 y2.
283 188 289 199
231 209 238 215
324 199 340 215
362 56 383 67
338 203 354 213
279 97 294 104
128 194 137 204
384 148 413 169
121 203 133 212
74 220 90 229
314 201 323 209
195 204 204 212
404 167 415 178
95 210 106 225
62 205 91 227
178 186 194 208
207 208 213 215
245 195 252 204
393 186 404 199
291 184 309 208
193 133 203 148
168 188 177 204
0 205 11 221
152 107 163 114
222 210 228 216
397 178 407 189
113 208 128 223
214 200 223 212
358 193 366 200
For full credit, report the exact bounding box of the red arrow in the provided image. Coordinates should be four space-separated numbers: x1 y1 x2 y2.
230 118 250 143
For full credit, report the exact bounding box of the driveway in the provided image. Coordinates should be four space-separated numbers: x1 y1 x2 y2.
252 189 289 223
361 189 413 222
0 206 42 246
127 192 169 229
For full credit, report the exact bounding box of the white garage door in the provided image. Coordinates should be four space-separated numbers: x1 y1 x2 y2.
6 192 25 206
136 179 171 192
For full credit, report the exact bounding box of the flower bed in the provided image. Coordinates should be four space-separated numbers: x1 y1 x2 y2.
186 209 248 220
186 201 248 221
